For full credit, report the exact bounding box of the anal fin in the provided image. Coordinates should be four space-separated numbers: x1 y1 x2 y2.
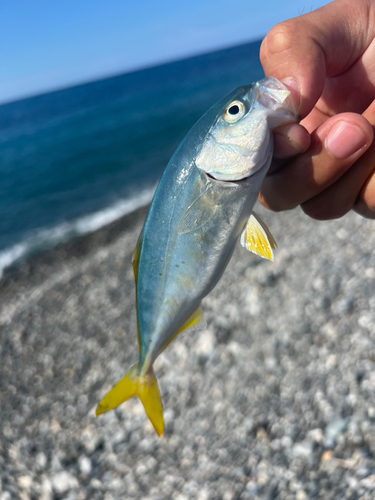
162 307 204 352
176 307 204 335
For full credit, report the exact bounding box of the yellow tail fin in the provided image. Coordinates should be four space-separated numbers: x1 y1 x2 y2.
95 364 164 437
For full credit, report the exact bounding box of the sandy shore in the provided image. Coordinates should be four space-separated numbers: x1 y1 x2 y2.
1 203 375 500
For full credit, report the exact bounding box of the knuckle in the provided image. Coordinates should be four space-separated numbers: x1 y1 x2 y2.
354 196 375 218
260 194 296 213
260 21 296 62
301 199 351 221
364 198 375 213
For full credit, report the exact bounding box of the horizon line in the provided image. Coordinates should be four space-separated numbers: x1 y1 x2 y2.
0 36 263 108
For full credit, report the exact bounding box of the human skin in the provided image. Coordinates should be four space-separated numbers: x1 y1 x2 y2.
259 0 375 219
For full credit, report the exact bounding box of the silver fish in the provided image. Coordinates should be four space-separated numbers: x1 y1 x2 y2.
96 77 297 435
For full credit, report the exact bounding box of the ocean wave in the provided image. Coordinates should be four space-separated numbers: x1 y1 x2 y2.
0 186 156 279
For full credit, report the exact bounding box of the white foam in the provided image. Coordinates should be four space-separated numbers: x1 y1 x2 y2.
0 185 156 279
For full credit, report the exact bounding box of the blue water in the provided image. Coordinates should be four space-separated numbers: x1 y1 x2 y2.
0 40 263 275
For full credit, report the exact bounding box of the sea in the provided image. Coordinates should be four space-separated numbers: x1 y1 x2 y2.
0 39 263 277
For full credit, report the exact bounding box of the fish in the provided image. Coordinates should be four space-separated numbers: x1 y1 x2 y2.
95 77 297 436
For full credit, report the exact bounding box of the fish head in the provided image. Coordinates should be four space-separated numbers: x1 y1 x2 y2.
195 77 298 181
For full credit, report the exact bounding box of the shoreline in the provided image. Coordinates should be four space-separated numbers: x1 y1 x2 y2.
1 206 375 499
0 203 149 297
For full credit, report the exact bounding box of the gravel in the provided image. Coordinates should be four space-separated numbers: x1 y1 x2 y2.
1 203 375 499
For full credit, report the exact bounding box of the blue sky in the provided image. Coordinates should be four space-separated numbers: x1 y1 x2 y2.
0 0 331 104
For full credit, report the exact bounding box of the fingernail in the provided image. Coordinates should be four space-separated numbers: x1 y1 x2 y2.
326 122 367 159
281 77 299 94
281 77 300 112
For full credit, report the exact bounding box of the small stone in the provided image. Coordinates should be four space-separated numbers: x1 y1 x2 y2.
296 490 307 500
325 418 348 442
308 428 324 443
40 478 52 500
245 480 258 495
257 472 269 486
36 452 47 470
281 436 293 449
356 467 370 478
51 472 79 494
325 354 337 369
50 454 62 472
195 329 216 357
17 476 32 490
292 440 313 459
197 489 209 500
346 476 358 489
78 456 92 475
256 427 268 441
50 419 61 433
358 313 374 330
227 341 243 358
365 267 375 279
336 228 349 240
265 356 277 370
90 478 102 489
223 492 234 500
109 478 122 490
135 464 147 476
332 297 354 315
360 474 375 490
321 450 333 462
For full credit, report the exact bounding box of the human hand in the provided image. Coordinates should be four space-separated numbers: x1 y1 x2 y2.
259 0 375 219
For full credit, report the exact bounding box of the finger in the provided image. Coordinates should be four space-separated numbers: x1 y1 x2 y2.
260 0 375 118
302 98 375 219
301 140 375 220
300 107 330 134
272 123 311 161
259 113 373 212
352 100 375 218
353 171 375 219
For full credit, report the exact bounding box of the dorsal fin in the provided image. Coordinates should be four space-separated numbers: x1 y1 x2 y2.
132 226 144 283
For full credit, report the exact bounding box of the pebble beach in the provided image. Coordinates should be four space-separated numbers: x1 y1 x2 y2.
1 203 375 500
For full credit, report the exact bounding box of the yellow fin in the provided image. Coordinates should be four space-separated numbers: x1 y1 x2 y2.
176 307 203 335
132 227 144 283
132 228 144 350
162 307 204 352
137 369 164 436
240 212 277 261
96 363 164 437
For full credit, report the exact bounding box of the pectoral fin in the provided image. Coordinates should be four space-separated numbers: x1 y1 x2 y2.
177 185 218 235
240 212 276 261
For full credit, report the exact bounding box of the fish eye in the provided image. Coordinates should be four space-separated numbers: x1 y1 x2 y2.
223 100 246 123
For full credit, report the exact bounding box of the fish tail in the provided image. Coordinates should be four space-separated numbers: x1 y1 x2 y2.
95 363 164 437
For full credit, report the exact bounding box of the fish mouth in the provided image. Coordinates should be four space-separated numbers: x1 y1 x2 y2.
202 158 271 187
203 171 242 187
206 172 249 184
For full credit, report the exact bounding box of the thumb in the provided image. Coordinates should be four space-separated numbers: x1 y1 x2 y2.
260 0 375 118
